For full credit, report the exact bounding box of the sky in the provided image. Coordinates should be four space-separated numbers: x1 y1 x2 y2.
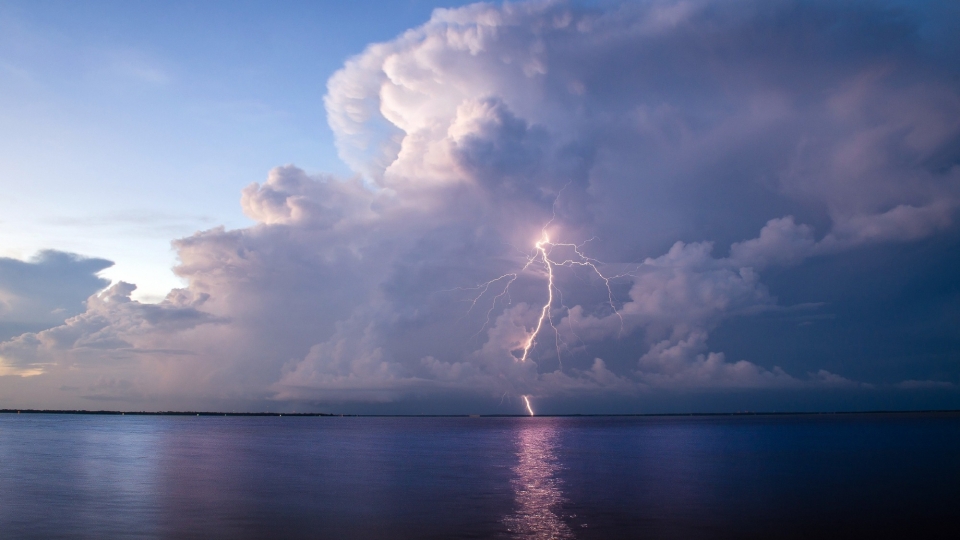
0 0 482 302
1 0 959 414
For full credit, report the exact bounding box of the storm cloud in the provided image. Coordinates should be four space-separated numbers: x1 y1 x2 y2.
2 0 958 412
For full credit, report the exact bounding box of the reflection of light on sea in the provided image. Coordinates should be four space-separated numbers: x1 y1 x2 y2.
504 421 574 539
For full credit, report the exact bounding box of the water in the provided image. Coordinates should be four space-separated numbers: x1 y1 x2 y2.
1 413 958 539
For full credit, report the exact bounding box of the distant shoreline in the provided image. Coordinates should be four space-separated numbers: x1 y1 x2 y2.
2 409 959 418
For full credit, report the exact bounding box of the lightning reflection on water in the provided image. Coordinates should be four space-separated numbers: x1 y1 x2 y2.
503 421 573 540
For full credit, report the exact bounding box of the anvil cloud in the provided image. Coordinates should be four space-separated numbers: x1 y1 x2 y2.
2 0 959 412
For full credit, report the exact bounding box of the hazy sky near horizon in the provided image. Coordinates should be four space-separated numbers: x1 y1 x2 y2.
1 0 959 413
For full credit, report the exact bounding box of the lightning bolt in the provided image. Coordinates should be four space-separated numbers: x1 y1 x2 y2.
453 189 639 415
516 229 632 364
456 197 635 362
518 230 555 362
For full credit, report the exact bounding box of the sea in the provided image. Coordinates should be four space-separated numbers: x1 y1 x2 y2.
1 413 958 539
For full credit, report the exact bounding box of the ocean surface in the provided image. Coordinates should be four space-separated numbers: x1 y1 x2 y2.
1 413 958 539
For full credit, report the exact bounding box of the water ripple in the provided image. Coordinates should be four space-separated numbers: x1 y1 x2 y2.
504 420 574 540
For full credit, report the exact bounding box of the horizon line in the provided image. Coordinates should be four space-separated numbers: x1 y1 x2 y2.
2 409 959 418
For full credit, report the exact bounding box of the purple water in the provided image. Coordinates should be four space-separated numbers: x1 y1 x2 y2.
1 413 958 539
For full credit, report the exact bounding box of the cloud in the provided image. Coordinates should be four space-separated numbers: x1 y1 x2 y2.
0 250 112 340
637 331 798 389
240 165 377 227
0 281 219 377
2 0 959 409
896 379 956 390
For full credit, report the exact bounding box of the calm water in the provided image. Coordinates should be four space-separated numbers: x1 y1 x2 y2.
1 413 958 539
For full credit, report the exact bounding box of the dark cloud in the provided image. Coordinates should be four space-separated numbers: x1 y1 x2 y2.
0 250 112 341
714 229 960 386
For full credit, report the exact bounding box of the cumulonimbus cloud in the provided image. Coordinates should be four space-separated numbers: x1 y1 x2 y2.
2 0 958 408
